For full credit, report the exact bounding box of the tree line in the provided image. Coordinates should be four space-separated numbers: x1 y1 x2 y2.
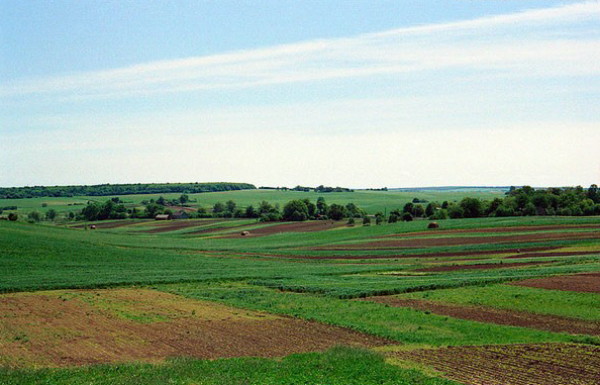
0 182 256 199
73 196 365 222
390 185 600 222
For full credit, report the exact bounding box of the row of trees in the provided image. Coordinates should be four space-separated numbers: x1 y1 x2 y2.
391 185 600 222
0 182 256 199
206 197 364 222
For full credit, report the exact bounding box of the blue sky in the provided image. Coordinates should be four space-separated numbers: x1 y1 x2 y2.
1 1 599 188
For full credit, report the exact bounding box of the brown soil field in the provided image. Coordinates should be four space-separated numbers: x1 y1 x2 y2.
142 219 222 233
185 222 253 236
219 220 346 238
0 289 389 368
362 297 599 336
383 224 600 238
414 261 553 272
284 247 560 260
391 343 600 385
510 272 600 294
71 220 153 229
317 231 600 250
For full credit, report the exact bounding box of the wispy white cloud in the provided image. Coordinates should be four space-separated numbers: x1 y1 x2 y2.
1 1 599 100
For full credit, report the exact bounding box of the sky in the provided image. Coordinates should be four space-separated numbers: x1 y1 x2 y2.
1 0 599 188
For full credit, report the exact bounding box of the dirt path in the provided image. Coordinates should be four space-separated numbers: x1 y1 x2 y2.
510 272 600 293
362 297 599 336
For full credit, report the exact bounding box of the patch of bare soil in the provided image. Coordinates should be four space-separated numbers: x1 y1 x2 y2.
317 231 600 250
383 224 600 238
219 220 346 238
142 219 222 233
0 289 389 368
284 247 560 260
414 261 553 272
71 220 153 229
391 343 600 385
362 297 599 336
510 272 600 294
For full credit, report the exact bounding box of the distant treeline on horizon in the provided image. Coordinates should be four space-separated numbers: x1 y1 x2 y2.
0 183 257 199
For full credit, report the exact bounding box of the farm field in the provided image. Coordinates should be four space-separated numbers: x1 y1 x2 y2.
0 196 598 384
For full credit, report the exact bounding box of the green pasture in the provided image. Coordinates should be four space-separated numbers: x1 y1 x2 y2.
0 347 458 385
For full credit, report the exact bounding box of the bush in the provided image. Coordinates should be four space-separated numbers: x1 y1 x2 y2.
401 212 413 222
8 213 18 221
362 216 371 226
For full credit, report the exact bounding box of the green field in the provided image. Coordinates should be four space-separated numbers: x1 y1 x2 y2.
0 188 506 218
0 190 598 384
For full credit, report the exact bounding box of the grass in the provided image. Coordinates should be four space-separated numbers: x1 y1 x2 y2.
159 281 585 347
399 284 600 321
0 202 599 383
0 347 459 385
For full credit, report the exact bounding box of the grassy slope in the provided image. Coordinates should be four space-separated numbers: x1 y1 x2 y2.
1 212 599 383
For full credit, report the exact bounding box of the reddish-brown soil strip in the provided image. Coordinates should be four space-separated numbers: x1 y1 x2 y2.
391 343 600 385
0 289 389 368
510 272 600 294
414 261 553 272
362 297 599 336
71 220 153 229
506 250 600 259
292 247 560 260
185 222 255 236
317 231 600 250
383 224 600 238
218 220 346 238
142 219 223 233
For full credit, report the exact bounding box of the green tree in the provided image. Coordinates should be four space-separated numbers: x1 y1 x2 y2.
45 209 57 221
362 216 371 226
28 211 41 222
245 205 257 218
316 197 328 216
212 202 225 216
283 200 309 221
179 194 189 204
460 197 482 218
328 204 347 220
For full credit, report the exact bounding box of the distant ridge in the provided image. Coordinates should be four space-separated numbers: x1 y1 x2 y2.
389 186 511 192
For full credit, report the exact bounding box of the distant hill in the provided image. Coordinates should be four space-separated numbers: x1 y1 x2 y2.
0 182 256 199
389 186 511 193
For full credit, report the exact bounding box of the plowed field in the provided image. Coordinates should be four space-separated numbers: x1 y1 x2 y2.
511 272 600 293
0 289 389 367
391 343 600 385
219 220 345 238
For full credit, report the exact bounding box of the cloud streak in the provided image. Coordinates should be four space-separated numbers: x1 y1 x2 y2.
1 1 599 100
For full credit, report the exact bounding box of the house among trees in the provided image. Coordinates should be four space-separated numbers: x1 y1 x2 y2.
155 214 171 220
